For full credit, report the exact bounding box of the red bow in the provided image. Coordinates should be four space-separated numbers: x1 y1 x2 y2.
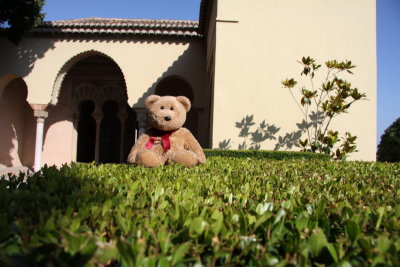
144 132 173 152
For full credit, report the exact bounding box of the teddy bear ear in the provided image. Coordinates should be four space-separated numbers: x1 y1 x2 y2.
145 95 161 108
176 96 191 112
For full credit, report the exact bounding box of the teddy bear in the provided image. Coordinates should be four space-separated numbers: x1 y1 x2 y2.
127 95 206 167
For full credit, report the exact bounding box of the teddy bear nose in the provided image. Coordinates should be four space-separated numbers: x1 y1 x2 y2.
164 116 171 121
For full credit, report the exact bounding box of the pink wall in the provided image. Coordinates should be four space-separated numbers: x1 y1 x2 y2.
42 83 74 167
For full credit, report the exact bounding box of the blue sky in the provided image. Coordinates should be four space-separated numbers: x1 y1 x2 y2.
43 0 400 144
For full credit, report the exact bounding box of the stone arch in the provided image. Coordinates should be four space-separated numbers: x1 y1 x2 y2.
51 50 127 106
72 83 99 108
58 53 132 164
99 83 128 107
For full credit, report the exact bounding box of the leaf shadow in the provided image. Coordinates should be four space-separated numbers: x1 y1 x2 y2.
218 111 325 151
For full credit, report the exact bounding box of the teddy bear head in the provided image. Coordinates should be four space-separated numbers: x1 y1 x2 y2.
145 95 191 132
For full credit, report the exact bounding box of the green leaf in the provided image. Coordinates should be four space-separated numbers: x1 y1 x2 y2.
117 239 136 267
189 217 207 237
345 220 360 242
157 256 170 267
357 237 372 258
211 211 224 234
70 218 81 232
295 214 309 231
375 207 385 230
102 199 113 216
172 242 191 265
326 243 338 263
273 209 286 224
309 228 328 256
81 237 98 257
256 202 273 215
154 185 164 202
142 257 156 267
377 236 391 253
97 243 118 263
254 213 271 230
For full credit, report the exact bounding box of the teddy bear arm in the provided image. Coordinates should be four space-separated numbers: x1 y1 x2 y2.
183 131 206 164
127 133 150 164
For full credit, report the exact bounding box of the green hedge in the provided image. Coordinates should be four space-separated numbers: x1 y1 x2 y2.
1 158 399 266
204 148 330 160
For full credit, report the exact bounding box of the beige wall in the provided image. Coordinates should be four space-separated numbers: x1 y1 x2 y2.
211 0 376 160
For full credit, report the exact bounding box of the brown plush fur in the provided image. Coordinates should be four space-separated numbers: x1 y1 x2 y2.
127 95 206 167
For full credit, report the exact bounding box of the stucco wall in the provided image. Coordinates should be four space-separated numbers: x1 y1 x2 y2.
0 78 34 167
41 81 74 167
212 0 377 160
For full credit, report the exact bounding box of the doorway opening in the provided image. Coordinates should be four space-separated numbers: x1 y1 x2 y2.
77 100 96 163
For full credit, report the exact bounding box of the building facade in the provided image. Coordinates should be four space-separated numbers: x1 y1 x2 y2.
0 0 376 171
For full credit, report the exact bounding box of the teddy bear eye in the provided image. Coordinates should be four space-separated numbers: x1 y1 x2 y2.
160 106 165 110
170 106 174 111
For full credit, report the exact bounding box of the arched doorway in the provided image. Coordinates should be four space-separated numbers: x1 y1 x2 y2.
154 76 199 138
68 55 136 163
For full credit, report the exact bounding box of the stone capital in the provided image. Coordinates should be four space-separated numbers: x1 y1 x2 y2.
30 104 48 112
92 113 103 123
33 110 48 120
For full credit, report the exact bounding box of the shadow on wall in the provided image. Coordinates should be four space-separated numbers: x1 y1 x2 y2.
0 38 55 78
218 112 322 151
130 41 208 147
132 42 204 107
0 78 35 168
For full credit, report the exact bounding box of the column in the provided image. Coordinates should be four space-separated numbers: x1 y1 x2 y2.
71 112 79 162
33 108 48 172
117 110 128 162
92 112 103 163
135 108 148 138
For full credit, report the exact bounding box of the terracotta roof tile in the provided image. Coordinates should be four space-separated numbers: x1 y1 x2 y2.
33 17 202 38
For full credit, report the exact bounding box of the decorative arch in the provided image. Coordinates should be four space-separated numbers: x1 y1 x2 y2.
72 82 99 104
99 83 128 105
72 82 127 107
51 50 127 106
62 52 132 164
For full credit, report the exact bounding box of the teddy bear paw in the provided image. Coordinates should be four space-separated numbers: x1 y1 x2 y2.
136 150 165 168
170 150 198 167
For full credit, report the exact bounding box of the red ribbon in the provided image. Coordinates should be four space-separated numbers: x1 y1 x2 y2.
145 132 173 152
